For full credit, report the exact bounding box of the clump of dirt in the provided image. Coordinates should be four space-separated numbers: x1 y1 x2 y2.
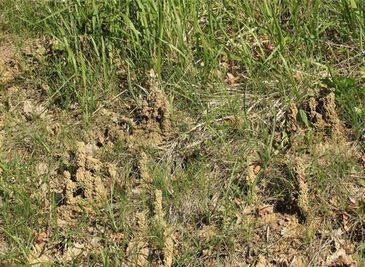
293 158 309 220
56 141 107 223
126 212 150 266
306 96 326 130
90 69 173 195
136 151 152 184
305 91 345 138
285 90 345 141
128 69 172 145
154 189 174 267
287 102 299 132
91 69 172 150
92 108 125 147
0 42 20 84
126 190 174 267
269 159 309 224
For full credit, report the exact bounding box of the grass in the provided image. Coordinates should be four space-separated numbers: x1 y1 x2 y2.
0 0 365 266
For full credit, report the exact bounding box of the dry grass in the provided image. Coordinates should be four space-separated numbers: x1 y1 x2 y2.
1 0 365 266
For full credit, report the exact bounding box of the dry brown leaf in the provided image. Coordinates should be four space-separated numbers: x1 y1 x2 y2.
64 243 85 262
253 165 261 175
23 100 46 119
226 72 241 85
35 231 49 245
326 248 355 267
343 214 350 232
